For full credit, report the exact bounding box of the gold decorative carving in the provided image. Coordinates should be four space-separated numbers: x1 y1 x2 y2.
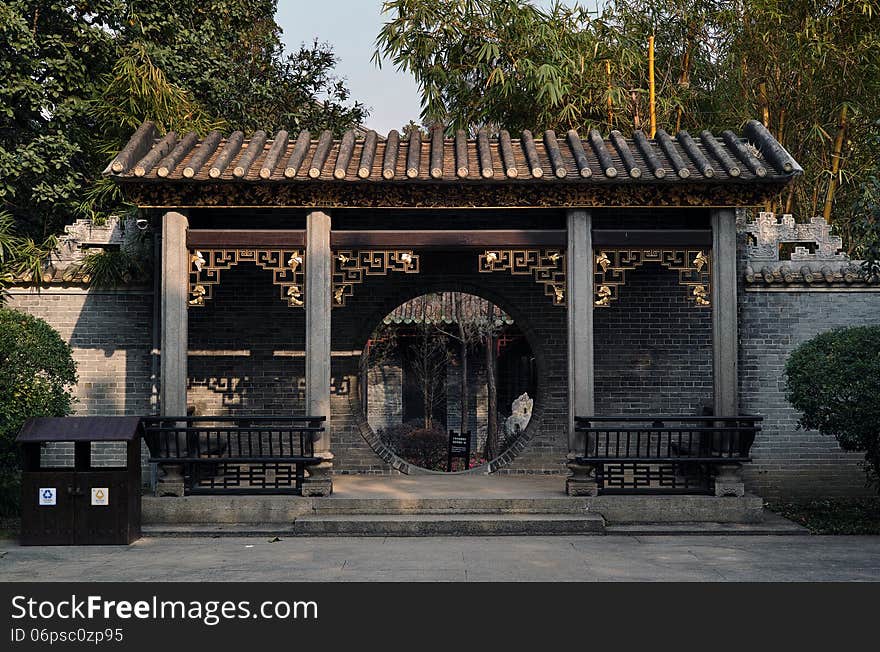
593 249 711 308
189 249 304 307
332 250 420 307
478 249 566 306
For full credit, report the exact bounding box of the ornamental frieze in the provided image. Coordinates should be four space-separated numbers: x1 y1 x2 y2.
118 180 791 210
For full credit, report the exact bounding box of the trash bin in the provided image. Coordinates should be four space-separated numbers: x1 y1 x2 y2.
17 416 143 545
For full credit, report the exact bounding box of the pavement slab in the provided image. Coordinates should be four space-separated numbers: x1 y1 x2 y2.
1 535 879 582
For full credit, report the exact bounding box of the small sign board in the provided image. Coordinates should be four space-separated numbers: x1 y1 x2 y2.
91 487 109 506
447 430 471 472
38 488 56 506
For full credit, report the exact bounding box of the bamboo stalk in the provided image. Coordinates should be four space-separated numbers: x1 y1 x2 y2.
759 83 769 129
675 48 691 133
822 105 848 223
605 60 613 127
648 35 656 139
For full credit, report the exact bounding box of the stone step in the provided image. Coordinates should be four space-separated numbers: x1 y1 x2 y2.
312 498 593 515
143 494 765 524
143 513 606 537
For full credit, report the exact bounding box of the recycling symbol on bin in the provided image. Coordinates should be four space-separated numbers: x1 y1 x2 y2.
38 487 56 505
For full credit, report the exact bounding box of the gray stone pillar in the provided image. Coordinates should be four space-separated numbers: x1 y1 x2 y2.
565 209 597 496
710 208 743 496
303 210 333 496
158 210 189 496
711 208 738 417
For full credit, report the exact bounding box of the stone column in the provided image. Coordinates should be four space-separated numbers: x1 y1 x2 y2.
303 210 333 496
158 210 189 496
565 209 597 496
710 208 743 496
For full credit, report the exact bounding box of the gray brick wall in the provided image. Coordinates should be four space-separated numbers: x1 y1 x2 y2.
329 249 569 474
187 264 307 416
366 362 403 432
10 209 878 498
7 288 154 476
594 264 713 416
738 287 880 498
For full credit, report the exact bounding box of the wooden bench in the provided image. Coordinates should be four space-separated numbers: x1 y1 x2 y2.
142 416 325 495
573 415 762 494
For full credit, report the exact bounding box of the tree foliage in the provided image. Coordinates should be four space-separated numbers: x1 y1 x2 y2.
785 326 880 492
1 1 367 238
0 307 78 515
0 212 59 298
375 0 880 252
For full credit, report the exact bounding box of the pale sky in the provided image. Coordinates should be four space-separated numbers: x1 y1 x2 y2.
275 0 598 134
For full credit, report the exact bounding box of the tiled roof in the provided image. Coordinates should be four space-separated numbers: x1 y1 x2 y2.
105 120 801 185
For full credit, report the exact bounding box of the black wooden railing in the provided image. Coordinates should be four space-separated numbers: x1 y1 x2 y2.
142 416 325 495
574 415 762 494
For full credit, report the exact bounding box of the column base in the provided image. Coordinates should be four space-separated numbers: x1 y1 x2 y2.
714 463 745 497
301 478 333 497
302 453 334 497
566 461 598 496
155 464 185 497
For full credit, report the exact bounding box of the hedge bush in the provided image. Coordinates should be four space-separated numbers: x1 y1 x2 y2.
379 420 449 471
784 325 880 492
0 307 77 515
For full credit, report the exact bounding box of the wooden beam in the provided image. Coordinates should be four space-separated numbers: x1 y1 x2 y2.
187 230 305 247
330 229 566 249
592 229 711 246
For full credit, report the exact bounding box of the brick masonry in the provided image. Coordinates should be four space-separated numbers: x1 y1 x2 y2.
330 249 569 474
6 288 154 476
7 209 880 498
738 284 880 498
187 265 306 417
594 264 713 416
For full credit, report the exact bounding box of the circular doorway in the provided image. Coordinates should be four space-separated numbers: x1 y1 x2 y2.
360 291 538 473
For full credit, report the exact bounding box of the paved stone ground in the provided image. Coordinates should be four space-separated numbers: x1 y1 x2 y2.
1 535 879 581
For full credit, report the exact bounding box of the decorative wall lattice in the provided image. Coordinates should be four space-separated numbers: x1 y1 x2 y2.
739 211 872 286
332 250 420 307
189 249 304 307
593 249 711 308
478 249 566 305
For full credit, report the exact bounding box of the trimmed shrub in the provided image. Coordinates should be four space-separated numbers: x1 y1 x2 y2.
0 308 77 515
379 420 448 471
784 326 880 492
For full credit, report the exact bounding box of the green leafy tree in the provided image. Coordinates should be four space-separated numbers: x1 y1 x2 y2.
0 308 78 515
2 1 367 238
375 0 605 133
785 326 880 492
0 1 119 237
376 0 880 256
